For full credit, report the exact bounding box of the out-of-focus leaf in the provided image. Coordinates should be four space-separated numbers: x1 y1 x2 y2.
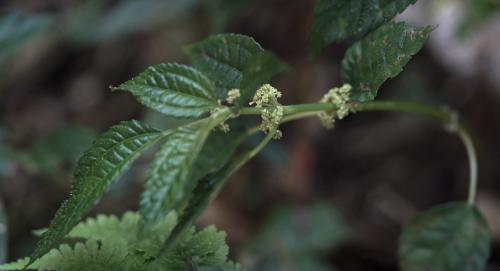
0 201 7 264
31 120 162 262
459 0 500 36
399 202 490 271
341 21 432 102
240 51 289 103
203 0 247 33
309 0 417 54
116 63 219 118
251 202 348 254
185 34 264 98
0 11 52 57
245 202 347 271
140 109 231 228
21 126 96 174
64 0 198 43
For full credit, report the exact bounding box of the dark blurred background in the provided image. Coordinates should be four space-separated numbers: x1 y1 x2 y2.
0 0 499 270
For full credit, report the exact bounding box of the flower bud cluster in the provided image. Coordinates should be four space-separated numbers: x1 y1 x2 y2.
250 84 283 139
226 89 241 105
317 84 352 129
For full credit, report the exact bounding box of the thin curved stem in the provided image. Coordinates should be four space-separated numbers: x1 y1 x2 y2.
240 100 479 205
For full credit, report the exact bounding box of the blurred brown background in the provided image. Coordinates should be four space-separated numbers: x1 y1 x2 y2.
0 0 499 270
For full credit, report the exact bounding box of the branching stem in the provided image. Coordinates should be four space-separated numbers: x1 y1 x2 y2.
241 100 479 205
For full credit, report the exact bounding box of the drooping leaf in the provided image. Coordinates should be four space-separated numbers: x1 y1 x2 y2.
0 201 6 264
140 109 231 228
399 202 490 271
185 33 264 98
31 120 162 262
341 21 432 102
309 0 417 54
116 63 219 118
240 51 289 104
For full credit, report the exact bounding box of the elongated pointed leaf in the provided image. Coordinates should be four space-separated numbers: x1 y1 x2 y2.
185 33 264 98
240 51 289 103
341 21 432 102
32 120 161 261
399 202 490 271
140 109 231 228
309 0 417 54
117 63 219 118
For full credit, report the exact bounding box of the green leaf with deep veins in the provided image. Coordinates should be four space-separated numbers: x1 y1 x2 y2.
341 21 432 102
31 120 162 262
399 202 490 271
240 51 289 104
309 0 417 54
140 109 231 228
185 33 264 98
116 63 219 118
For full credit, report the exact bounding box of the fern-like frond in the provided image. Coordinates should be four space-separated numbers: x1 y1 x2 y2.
1 212 243 271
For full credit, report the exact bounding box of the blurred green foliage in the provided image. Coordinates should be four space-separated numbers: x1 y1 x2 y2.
0 126 96 178
245 202 348 271
459 0 500 36
0 11 51 59
0 200 6 264
18 126 96 175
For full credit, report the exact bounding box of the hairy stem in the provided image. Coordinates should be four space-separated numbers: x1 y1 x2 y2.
241 100 479 205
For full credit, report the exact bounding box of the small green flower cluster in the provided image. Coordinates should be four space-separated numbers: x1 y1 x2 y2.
250 84 284 139
317 84 352 129
226 89 241 105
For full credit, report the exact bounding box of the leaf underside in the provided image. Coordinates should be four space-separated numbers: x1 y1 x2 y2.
341 21 432 102
117 63 219 118
31 120 161 262
309 0 417 54
399 202 490 271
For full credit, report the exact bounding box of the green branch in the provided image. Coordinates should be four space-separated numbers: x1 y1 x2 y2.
240 100 479 205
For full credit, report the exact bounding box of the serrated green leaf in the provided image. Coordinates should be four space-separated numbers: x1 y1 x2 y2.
140 109 231 228
117 63 219 118
1 211 239 271
309 0 417 54
341 21 432 102
399 202 490 271
240 51 289 103
31 120 162 262
153 226 229 270
185 33 264 98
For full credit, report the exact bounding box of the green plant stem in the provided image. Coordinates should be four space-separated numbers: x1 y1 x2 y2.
240 100 479 205
155 129 276 260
